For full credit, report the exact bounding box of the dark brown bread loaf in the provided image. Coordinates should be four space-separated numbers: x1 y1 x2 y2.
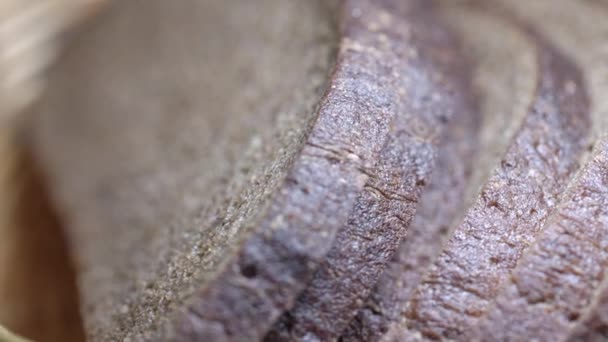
265 1 476 341
28 0 453 340
341 4 539 340
470 136 608 341
392 5 591 340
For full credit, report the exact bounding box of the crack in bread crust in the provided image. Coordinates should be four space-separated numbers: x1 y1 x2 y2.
264 1 477 340
341 4 539 340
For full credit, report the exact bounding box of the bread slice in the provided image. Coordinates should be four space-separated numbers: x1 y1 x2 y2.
340 4 539 340
467 0 608 340
264 2 476 341
470 136 608 341
391 4 591 340
27 0 437 340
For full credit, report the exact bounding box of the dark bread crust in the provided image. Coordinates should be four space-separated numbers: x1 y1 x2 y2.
264 1 477 341
0 130 84 342
173 0 453 340
461 1 608 340
567 268 608 341
341 5 539 340
470 137 608 341
33 1 342 339
339 77 478 342
398 8 592 341
30 0 452 340
484 1 608 341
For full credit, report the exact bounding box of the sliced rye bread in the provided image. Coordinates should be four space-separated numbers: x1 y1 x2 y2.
340 4 540 341
387 4 592 340
25 0 450 340
264 1 477 341
31 1 340 340
470 136 608 341
469 1 608 340
32 1 341 340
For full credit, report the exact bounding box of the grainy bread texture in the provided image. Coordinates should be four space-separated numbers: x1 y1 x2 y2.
394 5 591 340
341 5 536 340
265 1 476 341
27 0 606 341
29 0 439 340
568 273 608 341
471 135 608 341
472 1 608 340
31 0 344 340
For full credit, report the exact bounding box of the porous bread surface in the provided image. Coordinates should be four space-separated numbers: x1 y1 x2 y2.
29 0 607 341
468 1 608 340
341 5 537 340
569 271 608 341
471 136 608 341
31 0 338 340
398 6 591 340
266 1 476 340
174 0 454 338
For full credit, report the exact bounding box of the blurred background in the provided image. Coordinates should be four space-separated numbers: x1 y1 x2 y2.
0 1 104 341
